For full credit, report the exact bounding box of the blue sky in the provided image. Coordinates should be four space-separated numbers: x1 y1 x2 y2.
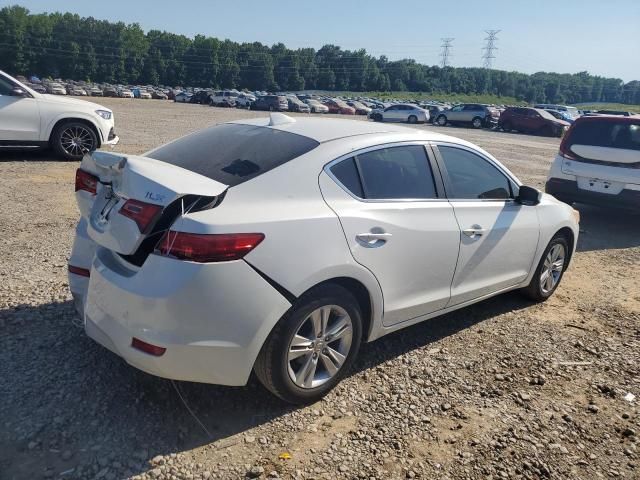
12 0 640 81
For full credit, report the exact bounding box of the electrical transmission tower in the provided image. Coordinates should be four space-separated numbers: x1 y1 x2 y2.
440 38 454 68
481 30 500 69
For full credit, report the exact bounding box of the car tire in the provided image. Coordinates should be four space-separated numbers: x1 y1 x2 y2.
472 117 483 129
521 234 569 302
254 284 363 404
408 115 418 124
51 121 98 161
502 121 513 132
436 115 447 126
372 113 382 122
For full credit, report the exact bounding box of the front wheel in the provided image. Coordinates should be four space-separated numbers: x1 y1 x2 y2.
51 121 98 161
254 284 363 404
436 115 447 126
521 235 569 301
472 117 483 129
407 115 418 124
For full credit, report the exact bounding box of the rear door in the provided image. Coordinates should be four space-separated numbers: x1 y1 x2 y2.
320 143 461 326
433 143 540 306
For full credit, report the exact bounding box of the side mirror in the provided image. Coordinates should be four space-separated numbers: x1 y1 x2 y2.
12 87 27 97
516 185 541 205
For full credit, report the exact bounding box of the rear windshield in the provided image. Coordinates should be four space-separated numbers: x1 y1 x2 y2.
146 123 319 186
567 119 640 151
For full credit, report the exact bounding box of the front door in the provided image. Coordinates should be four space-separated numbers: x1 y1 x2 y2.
434 143 540 306
320 144 461 325
0 74 40 142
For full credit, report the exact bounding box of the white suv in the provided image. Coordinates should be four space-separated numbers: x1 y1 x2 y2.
546 116 640 210
0 70 119 160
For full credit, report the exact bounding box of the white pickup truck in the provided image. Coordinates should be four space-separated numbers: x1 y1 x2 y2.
0 70 119 160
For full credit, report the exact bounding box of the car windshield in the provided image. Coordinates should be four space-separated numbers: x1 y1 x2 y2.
537 109 556 120
146 124 320 187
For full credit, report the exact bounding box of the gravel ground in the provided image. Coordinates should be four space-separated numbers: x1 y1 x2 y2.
1 98 639 480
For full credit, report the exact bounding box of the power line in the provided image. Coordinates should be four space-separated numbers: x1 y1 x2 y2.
440 38 454 68
481 30 500 69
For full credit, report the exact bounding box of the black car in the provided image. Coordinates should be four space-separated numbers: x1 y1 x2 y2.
190 90 212 105
251 95 289 112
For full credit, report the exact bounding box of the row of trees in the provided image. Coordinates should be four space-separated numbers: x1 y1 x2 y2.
2 5 639 104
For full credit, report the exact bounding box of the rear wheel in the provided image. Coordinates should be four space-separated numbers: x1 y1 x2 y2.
521 235 569 301
254 284 363 404
437 115 447 126
472 117 483 129
408 115 418 124
52 121 98 161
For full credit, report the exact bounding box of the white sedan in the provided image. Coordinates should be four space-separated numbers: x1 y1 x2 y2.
69 114 579 404
370 103 430 123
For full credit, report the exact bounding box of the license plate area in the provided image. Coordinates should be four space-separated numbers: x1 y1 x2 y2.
92 186 121 228
576 177 623 195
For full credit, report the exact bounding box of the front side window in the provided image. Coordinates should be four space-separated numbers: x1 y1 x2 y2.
438 146 512 200
331 146 437 200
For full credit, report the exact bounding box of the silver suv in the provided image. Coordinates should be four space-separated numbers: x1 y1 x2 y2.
435 104 499 129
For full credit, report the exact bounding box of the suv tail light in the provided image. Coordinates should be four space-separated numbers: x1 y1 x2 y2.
75 169 98 195
558 126 577 160
118 199 162 233
156 232 264 263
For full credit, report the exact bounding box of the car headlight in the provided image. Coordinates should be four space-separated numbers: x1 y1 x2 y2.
96 110 112 120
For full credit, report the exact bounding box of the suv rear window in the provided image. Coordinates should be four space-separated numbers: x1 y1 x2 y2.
147 124 319 186
567 119 640 151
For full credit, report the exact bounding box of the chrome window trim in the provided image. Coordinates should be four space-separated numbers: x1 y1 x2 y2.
323 141 448 203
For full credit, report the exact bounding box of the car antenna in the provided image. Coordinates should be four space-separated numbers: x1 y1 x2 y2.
268 112 296 126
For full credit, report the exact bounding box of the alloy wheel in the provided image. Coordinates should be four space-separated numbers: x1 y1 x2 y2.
540 243 565 294
60 126 94 157
287 305 353 389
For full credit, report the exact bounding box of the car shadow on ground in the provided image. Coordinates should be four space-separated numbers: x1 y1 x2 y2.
0 291 534 478
573 203 640 252
0 149 59 162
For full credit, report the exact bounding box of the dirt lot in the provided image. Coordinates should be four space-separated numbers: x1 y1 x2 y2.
1 98 639 480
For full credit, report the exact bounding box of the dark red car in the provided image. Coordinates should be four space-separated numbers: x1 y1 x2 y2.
499 107 570 137
323 99 355 115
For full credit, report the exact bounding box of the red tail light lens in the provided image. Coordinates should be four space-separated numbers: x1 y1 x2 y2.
558 126 577 160
118 199 162 233
131 337 166 356
157 232 265 263
75 169 98 195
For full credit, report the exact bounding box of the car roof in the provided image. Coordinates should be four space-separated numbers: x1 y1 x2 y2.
228 116 464 144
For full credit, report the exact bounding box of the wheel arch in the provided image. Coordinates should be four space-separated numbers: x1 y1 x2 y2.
555 226 575 267
47 116 102 147
300 277 374 342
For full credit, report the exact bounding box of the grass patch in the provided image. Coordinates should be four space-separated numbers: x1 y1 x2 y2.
571 103 639 113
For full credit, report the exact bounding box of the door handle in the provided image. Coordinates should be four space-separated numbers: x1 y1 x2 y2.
356 232 392 246
462 227 486 238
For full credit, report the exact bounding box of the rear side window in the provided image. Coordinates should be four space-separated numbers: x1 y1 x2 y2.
147 124 319 186
331 145 437 200
567 120 640 151
438 146 512 200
